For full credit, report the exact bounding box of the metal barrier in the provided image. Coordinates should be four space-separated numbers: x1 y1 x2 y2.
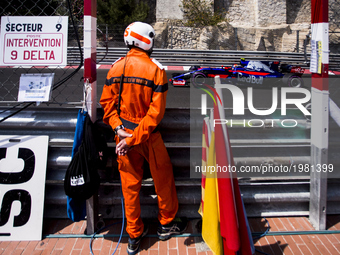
68 47 340 70
1 107 339 219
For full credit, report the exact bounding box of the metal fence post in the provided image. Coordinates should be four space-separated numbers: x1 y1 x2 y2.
235 27 238 50
296 30 300 53
170 21 173 49
106 24 109 44
309 0 329 231
84 0 98 235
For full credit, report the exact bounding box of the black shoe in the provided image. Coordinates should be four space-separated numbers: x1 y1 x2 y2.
157 217 188 241
127 225 148 255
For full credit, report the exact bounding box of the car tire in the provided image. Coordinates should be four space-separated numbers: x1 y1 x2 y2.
191 72 207 86
283 73 304 88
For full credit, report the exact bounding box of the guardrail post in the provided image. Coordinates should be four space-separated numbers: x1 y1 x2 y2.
84 0 98 235
309 0 329 231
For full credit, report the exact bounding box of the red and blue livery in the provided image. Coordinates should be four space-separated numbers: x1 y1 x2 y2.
170 59 305 87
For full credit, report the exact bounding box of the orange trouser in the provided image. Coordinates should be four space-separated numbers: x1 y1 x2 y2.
117 131 179 238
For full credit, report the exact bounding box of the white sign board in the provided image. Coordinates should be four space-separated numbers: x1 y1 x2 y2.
310 40 322 74
18 73 54 102
0 16 68 66
0 136 49 241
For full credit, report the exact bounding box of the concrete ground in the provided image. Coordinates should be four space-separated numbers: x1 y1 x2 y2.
1 215 340 254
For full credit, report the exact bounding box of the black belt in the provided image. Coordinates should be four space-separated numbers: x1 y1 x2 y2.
120 117 159 133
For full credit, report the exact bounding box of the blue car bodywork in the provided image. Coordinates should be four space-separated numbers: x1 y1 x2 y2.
170 59 305 87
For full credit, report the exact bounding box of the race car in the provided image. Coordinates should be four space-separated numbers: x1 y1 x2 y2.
170 65 234 87
170 59 305 88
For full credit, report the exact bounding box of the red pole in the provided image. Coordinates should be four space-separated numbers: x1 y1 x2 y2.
84 0 98 235
309 0 329 230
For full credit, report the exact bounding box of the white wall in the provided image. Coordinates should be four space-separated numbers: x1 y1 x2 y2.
156 0 183 20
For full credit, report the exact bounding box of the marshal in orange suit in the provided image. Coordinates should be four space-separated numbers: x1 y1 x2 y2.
100 22 186 255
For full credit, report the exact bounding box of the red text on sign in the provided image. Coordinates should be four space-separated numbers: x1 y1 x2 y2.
23 50 56 61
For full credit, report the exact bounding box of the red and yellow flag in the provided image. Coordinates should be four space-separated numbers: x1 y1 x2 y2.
201 129 223 255
200 76 254 255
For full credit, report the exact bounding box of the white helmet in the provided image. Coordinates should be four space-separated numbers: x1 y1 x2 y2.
124 22 155 52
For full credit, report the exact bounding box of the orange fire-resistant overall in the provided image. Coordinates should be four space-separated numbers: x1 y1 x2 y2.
100 47 179 238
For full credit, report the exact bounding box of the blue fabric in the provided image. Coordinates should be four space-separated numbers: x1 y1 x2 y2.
72 110 88 157
67 196 86 222
67 110 88 222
